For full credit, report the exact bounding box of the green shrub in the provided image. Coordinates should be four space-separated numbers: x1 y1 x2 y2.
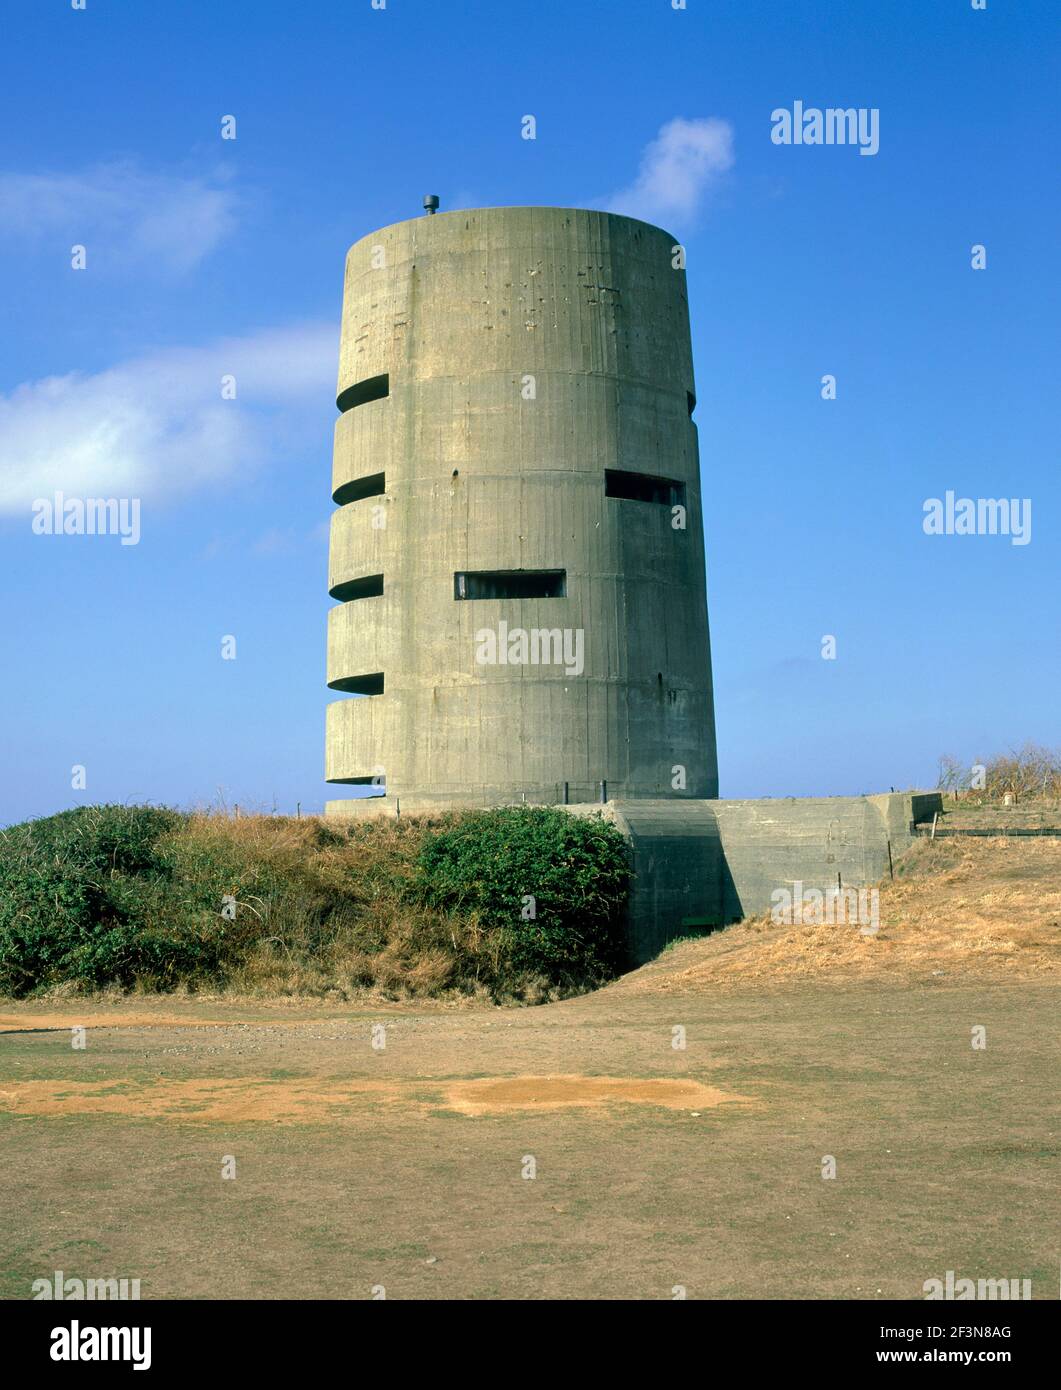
0 805 209 993
413 806 629 978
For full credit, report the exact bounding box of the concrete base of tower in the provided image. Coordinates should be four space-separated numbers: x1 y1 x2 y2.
323 789 942 966
323 785 706 817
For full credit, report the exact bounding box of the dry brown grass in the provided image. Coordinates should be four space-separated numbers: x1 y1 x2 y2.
153 812 568 1003
614 836 1061 995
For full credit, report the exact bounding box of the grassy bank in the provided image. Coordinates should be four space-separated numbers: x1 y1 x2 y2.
0 804 629 1002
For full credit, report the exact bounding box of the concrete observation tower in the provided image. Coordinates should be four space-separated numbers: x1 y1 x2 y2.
324 203 719 815
320 200 942 962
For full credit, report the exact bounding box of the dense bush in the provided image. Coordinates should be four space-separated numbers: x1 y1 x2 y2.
0 805 224 993
0 803 630 999
414 806 629 977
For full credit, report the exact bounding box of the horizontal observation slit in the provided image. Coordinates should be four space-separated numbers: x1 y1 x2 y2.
328 672 384 695
328 775 385 791
334 471 385 507
330 573 383 603
336 373 389 413
454 570 566 601
605 469 686 507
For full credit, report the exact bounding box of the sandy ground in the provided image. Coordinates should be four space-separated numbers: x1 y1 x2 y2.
0 1073 752 1122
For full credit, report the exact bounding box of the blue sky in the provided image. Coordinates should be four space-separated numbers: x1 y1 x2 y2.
1 0 1057 826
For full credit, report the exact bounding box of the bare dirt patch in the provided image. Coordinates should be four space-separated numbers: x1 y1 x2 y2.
0 1078 404 1123
442 1074 750 1115
0 1073 749 1123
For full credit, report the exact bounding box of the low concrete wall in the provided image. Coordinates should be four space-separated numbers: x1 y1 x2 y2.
867 791 942 845
711 796 890 920
569 791 941 962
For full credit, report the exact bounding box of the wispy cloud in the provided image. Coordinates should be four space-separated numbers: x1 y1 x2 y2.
252 527 298 556
0 323 337 515
605 117 734 228
0 162 240 273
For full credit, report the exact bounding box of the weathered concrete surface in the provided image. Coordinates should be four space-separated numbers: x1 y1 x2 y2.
711 797 891 920
565 791 942 962
590 800 728 962
326 206 718 810
867 791 943 844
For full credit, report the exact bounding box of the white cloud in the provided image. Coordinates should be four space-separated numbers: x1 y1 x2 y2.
0 162 239 272
605 117 734 228
0 323 337 515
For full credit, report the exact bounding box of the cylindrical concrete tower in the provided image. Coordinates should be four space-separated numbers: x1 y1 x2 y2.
325 206 718 813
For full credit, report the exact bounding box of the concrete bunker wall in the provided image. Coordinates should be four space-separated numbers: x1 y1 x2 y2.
710 796 891 921
568 791 941 963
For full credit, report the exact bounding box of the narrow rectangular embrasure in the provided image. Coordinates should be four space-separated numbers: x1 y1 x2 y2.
454 570 566 600
605 469 686 506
